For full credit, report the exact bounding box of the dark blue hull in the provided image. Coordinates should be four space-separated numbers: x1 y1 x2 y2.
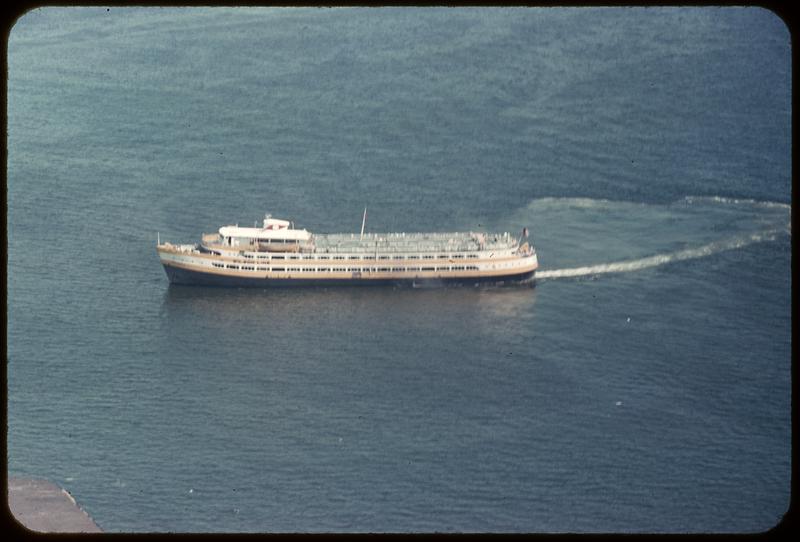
163 264 536 288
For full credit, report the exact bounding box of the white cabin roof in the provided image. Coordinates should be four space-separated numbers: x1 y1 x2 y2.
264 217 290 229
219 225 312 241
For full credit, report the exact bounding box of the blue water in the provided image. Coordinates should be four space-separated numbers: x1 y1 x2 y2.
7 7 791 533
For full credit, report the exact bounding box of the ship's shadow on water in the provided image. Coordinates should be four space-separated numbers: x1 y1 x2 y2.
159 282 539 343
161 281 538 312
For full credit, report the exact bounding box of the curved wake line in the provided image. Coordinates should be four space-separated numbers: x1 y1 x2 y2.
682 195 791 210
536 226 787 280
527 195 791 210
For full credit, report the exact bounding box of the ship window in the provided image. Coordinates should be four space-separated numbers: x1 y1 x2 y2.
333 256 345 260
363 255 375 260
453 254 464 259
423 255 433 259
468 254 478 258
392 267 404 272
438 255 448 259
378 267 389 272
272 255 284 260
421 267 435 271
318 267 329 272
272 267 285 271
378 255 390 260
318 256 329 260
257 267 267 271
349 255 360 260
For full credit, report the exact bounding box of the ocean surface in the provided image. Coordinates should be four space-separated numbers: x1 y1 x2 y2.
7 7 791 533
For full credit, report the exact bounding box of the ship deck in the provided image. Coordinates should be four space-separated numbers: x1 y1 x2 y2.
313 231 516 254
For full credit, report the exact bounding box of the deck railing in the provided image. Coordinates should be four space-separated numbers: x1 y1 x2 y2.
314 232 516 254
199 230 519 255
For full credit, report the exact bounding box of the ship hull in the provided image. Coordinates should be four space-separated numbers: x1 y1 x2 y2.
162 262 535 288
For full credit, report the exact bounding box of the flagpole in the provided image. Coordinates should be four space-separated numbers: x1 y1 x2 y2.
360 207 367 240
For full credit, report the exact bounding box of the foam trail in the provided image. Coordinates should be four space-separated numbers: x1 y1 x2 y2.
537 227 784 280
682 195 791 210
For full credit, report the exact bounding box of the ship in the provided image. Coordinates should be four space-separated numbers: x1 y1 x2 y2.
157 213 538 287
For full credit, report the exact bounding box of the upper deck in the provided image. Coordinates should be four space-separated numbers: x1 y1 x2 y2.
196 214 531 258
313 231 517 254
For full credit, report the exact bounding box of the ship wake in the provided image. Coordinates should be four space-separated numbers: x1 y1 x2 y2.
536 226 785 280
503 195 790 282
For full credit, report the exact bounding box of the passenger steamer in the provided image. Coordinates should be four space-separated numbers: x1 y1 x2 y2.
157 214 538 287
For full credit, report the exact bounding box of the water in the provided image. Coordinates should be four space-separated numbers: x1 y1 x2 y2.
7 7 791 533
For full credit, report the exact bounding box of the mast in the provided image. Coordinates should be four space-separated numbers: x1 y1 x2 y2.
360 207 367 241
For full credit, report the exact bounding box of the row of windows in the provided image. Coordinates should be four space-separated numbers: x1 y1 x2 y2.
223 237 484 260
224 237 301 247
239 253 481 261
253 238 299 244
215 264 479 273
